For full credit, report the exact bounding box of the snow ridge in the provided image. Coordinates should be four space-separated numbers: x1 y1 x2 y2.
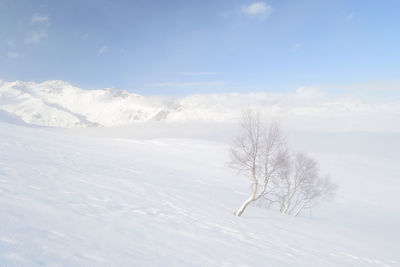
1 80 399 131
0 80 182 127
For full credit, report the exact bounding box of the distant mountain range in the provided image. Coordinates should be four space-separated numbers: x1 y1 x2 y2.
1 80 399 131
0 80 233 127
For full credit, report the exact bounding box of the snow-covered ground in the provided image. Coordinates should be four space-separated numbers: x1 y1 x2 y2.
0 118 399 266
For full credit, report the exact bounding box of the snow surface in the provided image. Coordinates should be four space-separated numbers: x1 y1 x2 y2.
0 119 399 266
1 80 400 132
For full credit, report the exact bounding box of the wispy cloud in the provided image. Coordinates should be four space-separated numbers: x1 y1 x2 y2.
31 14 49 24
162 72 217 76
152 81 225 89
7 52 19 59
347 12 355 21
8 40 15 47
317 80 400 93
242 2 273 20
25 13 50 44
99 45 108 54
25 31 48 44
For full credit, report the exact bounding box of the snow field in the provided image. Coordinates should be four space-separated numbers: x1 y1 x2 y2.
0 121 399 266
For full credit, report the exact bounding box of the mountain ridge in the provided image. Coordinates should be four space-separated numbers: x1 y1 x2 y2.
1 80 399 131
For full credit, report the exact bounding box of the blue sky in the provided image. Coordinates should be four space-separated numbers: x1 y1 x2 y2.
1 0 400 95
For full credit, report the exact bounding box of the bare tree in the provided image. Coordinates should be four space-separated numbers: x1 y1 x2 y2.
273 153 337 216
231 109 337 217
230 109 288 216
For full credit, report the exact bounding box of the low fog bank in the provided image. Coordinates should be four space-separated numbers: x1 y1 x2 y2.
63 122 400 160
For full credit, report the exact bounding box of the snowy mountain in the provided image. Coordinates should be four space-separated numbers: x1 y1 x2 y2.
0 80 181 127
0 80 244 128
1 80 400 131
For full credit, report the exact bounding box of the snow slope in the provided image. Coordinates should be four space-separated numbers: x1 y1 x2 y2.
0 120 399 266
1 80 400 132
0 80 178 128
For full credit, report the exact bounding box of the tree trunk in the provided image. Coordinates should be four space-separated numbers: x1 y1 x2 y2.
236 181 258 216
294 201 307 217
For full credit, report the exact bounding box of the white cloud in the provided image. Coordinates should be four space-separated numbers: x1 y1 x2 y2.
25 31 48 44
7 52 19 59
152 81 225 89
32 14 49 24
347 12 355 21
295 87 324 99
99 45 108 55
242 2 273 20
25 14 50 44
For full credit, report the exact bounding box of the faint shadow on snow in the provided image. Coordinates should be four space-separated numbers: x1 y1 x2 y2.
0 109 41 128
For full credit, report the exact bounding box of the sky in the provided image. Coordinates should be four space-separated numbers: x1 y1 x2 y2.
1 0 400 95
